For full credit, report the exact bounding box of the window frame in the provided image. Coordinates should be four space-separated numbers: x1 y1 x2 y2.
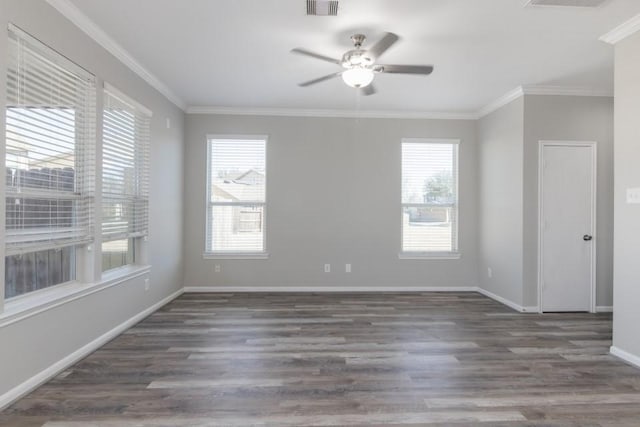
1 25 153 322
204 134 269 259
3 25 97 301
399 138 461 260
100 83 151 275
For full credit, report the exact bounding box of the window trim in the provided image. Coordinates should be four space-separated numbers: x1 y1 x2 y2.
103 82 153 117
204 134 268 259
202 252 270 260
1 27 154 316
0 265 150 328
398 252 461 260
100 82 152 275
4 24 97 301
399 138 460 259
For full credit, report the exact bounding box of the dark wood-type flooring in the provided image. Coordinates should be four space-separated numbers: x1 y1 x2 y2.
2 292 640 426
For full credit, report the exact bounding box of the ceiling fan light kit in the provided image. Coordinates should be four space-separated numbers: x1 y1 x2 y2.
342 67 375 88
292 32 434 95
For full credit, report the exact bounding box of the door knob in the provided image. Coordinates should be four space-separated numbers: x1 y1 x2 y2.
583 235 593 241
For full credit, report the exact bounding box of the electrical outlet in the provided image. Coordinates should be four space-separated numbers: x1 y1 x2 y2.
215 264 221 273
346 263 351 273
166 118 171 129
324 264 331 273
627 187 640 204
144 278 150 291
487 267 493 279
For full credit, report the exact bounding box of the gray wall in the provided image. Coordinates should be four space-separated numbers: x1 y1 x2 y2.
613 31 640 358
523 95 614 308
476 95 614 310
184 114 479 289
0 0 184 397
477 98 525 306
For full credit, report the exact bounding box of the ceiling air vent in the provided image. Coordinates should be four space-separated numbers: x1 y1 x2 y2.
307 0 339 16
525 0 607 7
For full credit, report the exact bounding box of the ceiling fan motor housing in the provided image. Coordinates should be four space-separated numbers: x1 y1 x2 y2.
341 34 374 69
351 34 366 47
341 50 374 68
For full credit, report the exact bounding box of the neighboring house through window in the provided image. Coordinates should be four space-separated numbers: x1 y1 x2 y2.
206 137 267 256
401 138 459 256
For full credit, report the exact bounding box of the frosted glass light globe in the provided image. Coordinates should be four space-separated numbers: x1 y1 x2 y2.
342 67 374 88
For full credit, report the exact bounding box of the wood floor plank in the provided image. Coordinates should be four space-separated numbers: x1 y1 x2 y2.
1 292 639 427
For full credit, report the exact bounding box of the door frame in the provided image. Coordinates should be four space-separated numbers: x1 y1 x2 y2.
537 140 597 314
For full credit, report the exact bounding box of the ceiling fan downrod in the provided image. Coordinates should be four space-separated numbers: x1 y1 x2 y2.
351 34 366 48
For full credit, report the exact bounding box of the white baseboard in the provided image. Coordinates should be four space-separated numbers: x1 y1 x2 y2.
596 306 613 313
183 286 479 293
0 289 184 411
476 287 538 313
610 346 640 369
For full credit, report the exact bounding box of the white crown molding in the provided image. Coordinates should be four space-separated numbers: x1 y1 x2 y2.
186 106 479 120
523 0 608 9
476 86 525 118
599 14 640 45
522 85 613 97
190 83 612 121
477 84 613 118
46 0 187 111
41 0 619 117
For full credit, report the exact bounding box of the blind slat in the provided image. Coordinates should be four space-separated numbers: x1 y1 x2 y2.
5 25 96 255
206 138 267 253
101 87 150 244
401 140 458 253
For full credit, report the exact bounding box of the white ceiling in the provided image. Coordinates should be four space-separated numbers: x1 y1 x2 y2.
67 0 640 114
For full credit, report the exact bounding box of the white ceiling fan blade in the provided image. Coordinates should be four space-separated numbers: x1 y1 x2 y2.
376 64 434 75
298 72 343 87
367 32 399 60
291 48 341 65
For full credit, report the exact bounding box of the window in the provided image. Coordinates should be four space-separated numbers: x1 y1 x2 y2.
401 139 459 256
101 85 150 272
206 137 267 255
4 25 96 298
236 207 262 233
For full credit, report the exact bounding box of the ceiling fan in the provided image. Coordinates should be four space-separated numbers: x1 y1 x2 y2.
291 32 434 95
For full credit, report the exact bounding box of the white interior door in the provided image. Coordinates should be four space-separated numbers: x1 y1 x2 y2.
540 142 596 313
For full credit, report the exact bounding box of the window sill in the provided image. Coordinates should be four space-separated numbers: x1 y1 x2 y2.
101 264 150 282
398 252 461 260
203 252 269 260
0 265 151 328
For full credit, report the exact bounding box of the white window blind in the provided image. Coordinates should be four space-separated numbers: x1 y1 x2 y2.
5 24 96 256
206 137 266 254
401 139 459 254
102 85 151 245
